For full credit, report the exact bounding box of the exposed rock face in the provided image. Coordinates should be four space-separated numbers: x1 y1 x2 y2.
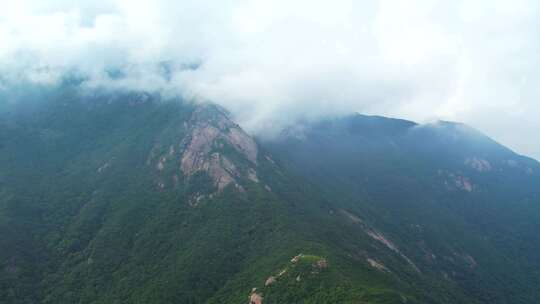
97 161 110 173
340 210 421 273
147 104 261 201
315 259 328 269
367 258 389 272
365 229 399 252
227 127 258 163
291 254 304 263
339 209 363 224
249 289 263 304
365 228 420 273
454 175 473 192
180 104 259 191
265 276 276 286
465 157 491 172
247 168 259 182
439 170 474 192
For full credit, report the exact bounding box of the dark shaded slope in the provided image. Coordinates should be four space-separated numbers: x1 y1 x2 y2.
264 114 540 304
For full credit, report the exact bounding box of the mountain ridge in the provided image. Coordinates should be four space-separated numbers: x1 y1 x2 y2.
1 91 539 303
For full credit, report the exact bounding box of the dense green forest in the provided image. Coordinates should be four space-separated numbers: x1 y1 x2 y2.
1 88 539 303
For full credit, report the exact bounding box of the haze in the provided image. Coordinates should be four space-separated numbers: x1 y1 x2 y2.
1 0 539 159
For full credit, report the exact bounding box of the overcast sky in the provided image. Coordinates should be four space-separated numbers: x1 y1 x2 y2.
1 0 539 159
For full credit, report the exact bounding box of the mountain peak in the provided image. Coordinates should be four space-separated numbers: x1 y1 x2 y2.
2 93 540 304
148 103 259 202
180 104 259 189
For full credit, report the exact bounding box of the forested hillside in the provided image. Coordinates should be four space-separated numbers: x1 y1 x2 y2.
1 89 539 303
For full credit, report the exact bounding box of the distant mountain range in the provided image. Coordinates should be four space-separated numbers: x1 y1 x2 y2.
1 89 539 304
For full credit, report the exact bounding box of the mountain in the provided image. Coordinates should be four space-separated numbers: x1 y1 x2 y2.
265 114 540 303
0 89 539 304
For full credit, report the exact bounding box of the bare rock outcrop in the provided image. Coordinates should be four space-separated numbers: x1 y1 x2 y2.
291 254 304 263
465 157 491 172
454 175 473 192
365 228 420 273
150 104 260 195
249 288 263 304
367 258 389 272
315 259 328 269
340 210 421 273
438 170 474 192
265 276 276 286
180 104 259 191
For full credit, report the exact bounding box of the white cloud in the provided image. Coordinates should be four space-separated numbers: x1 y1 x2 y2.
0 0 539 158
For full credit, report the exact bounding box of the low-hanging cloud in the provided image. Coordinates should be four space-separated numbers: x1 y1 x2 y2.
1 0 539 159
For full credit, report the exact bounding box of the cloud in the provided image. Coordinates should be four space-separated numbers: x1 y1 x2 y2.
0 0 539 158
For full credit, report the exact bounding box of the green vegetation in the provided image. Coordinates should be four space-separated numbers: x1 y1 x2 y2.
266 114 540 304
0 89 539 303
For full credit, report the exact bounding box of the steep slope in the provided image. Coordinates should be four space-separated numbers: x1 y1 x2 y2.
0 90 450 304
2 90 539 303
264 114 540 303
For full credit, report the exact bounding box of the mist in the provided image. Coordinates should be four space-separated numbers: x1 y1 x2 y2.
1 0 539 159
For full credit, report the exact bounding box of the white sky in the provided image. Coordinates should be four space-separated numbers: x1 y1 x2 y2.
1 0 539 159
